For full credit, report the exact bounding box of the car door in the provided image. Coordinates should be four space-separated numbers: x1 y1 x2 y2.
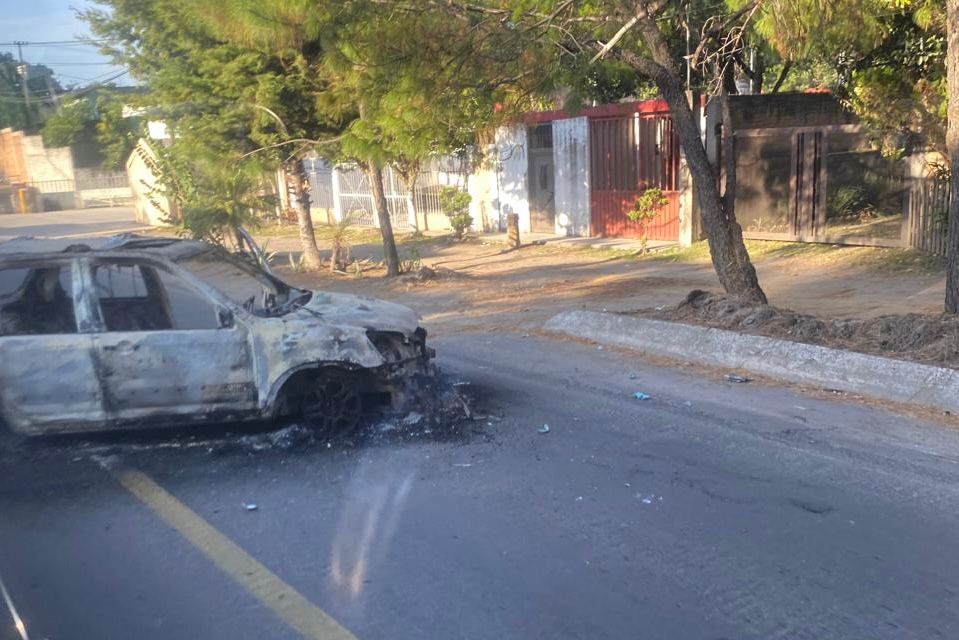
87 257 258 424
0 258 105 434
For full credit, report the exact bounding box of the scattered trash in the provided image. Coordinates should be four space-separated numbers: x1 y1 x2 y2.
633 391 651 400
624 482 631 488
522 333 530 338
402 412 424 426
683 401 693 407
641 495 654 504
655 305 666 311
576 496 583 501
452 463 473 468
628 373 639 380
538 424 550 434
243 503 258 512
596 346 604 351
452 380 471 387
725 374 751 384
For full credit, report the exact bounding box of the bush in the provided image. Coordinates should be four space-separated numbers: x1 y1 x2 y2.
439 186 472 239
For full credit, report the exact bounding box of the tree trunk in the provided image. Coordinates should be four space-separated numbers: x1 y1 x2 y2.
367 162 401 277
402 170 420 232
946 0 959 312
628 22 767 304
287 159 323 271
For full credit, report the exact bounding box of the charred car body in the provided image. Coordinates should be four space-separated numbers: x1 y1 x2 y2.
0 235 433 435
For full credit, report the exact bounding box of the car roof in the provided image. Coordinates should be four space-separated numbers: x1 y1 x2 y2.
0 234 212 262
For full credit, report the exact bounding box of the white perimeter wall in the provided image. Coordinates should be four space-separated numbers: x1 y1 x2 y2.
551 117 589 236
494 125 530 232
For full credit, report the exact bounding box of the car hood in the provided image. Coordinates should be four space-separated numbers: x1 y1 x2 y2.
299 291 421 334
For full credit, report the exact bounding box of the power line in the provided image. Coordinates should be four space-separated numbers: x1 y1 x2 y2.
0 69 130 103
0 39 110 46
18 62 116 66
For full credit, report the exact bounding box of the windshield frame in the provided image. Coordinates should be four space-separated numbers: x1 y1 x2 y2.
174 246 307 317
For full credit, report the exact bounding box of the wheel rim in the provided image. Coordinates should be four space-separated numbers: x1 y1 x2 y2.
300 375 362 433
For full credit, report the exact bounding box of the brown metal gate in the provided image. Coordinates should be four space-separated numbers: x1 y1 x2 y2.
589 113 680 240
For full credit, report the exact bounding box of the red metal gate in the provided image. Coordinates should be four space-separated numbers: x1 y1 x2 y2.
589 113 680 240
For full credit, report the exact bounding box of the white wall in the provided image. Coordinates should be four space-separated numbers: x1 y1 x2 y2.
126 139 171 226
22 135 74 187
494 125 530 232
551 117 590 236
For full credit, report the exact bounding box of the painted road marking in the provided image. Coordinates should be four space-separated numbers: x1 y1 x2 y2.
98 460 357 640
0 572 30 640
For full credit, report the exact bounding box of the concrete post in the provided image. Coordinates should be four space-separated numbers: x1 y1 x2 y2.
330 165 343 223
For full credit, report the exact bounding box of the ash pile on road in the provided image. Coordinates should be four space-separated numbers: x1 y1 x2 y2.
642 289 959 369
236 372 477 453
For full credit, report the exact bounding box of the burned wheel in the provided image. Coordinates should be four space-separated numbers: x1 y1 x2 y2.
299 371 362 434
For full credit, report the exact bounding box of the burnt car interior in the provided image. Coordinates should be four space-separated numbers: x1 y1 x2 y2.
92 260 220 332
0 265 77 336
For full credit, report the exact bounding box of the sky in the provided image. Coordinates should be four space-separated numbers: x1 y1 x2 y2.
1 0 132 88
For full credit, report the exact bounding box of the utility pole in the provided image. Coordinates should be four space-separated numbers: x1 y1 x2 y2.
14 41 31 130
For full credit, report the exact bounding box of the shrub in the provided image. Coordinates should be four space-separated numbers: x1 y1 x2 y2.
439 186 473 240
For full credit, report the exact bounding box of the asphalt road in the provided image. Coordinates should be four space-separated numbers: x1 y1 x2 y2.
0 208 144 241
2 334 959 639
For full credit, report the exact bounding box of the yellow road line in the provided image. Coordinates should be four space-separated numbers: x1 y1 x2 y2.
112 468 358 640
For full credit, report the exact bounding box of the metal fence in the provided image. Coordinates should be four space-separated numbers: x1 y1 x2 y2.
303 156 470 230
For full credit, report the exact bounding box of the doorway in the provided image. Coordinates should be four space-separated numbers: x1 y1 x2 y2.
527 123 556 233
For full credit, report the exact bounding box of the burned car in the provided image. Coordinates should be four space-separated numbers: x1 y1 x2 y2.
0 235 432 435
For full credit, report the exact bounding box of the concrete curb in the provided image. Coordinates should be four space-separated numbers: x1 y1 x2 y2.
544 310 959 413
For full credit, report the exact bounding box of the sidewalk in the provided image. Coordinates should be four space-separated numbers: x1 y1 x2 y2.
477 231 676 253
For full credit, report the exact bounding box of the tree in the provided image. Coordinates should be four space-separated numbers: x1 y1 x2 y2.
0 54 63 133
945 0 959 312
192 0 538 277
42 91 140 169
83 0 326 269
749 0 946 154
553 0 768 303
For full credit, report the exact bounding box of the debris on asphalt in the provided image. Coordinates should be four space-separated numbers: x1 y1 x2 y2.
452 463 474 468
633 391 651 400
402 412 424 426
538 424 551 434
244 503 258 512
628 373 639 380
597 346 604 351
683 401 693 407
642 495 653 504
725 374 751 384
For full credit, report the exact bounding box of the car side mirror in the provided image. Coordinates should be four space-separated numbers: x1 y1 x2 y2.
217 308 234 328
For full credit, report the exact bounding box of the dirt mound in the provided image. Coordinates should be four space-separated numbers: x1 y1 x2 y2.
644 290 959 369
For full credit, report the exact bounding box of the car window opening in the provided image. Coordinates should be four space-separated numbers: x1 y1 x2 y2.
94 262 219 332
0 265 77 336
175 248 308 316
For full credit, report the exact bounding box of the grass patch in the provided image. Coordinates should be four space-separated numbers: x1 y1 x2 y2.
649 239 945 275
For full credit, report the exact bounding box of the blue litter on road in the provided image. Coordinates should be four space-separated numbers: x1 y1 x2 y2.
633 392 651 400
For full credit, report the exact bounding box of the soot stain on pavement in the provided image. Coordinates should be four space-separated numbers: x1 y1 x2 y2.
0 372 496 464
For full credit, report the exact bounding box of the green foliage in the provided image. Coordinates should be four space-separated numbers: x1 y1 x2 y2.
627 187 669 223
828 185 874 220
438 186 472 239
0 53 62 133
41 92 140 169
138 141 275 245
750 0 946 152
402 246 422 273
41 99 92 147
627 187 668 254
